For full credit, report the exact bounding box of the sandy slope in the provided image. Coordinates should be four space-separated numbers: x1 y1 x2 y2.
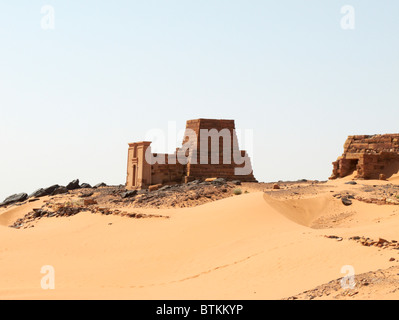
1 180 399 299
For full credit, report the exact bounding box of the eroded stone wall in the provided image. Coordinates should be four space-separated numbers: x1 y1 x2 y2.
331 134 399 180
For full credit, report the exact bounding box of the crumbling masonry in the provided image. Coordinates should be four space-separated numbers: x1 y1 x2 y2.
330 134 399 180
126 119 257 189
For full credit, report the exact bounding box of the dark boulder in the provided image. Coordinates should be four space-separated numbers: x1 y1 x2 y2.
212 178 226 185
345 181 357 185
121 190 138 198
231 180 242 185
94 182 107 188
28 188 49 198
80 183 92 189
66 179 80 190
341 197 353 206
79 191 94 198
52 186 69 195
1 193 28 206
44 185 60 195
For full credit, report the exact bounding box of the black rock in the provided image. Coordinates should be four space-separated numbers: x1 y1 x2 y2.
231 180 242 185
52 186 69 195
121 190 138 198
94 182 107 188
212 178 226 185
66 179 80 190
345 181 357 185
159 185 173 191
79 192 94 198
33 209 48 218
341 197 353 206
1 193 28 206
44 185 60 195
28 188 48 198
80 183 92 189
168 185 182 192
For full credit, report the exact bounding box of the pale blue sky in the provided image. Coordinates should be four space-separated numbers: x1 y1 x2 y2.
1 1 398 200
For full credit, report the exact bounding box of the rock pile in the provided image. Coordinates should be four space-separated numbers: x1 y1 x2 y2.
325 235 399 250
123 179 236 208
0 179 106 207
349 236 399 249
356 197 399 206
9 200 169 229
0 193 28 206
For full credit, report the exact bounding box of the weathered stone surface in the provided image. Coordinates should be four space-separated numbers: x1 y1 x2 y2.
44 185 60 195
212 178 227 185
159 185 173 191
121 190 137 198
66 179 80 190
83 199 97 206
79 191 94 198
52 186 69 195
149 184 162 192
80 183 92 189
94 183 107 188
1 193 28 206
28 188 48 198
330 134 399 180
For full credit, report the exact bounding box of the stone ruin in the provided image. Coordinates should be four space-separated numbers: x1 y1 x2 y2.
330 134 399 180
126 119 257 189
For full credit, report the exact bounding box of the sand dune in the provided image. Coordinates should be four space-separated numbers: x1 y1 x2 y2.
0 198 47 227
264 193 332 227
1 180 399 299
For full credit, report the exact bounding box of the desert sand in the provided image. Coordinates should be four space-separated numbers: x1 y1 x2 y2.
2 177 399 300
